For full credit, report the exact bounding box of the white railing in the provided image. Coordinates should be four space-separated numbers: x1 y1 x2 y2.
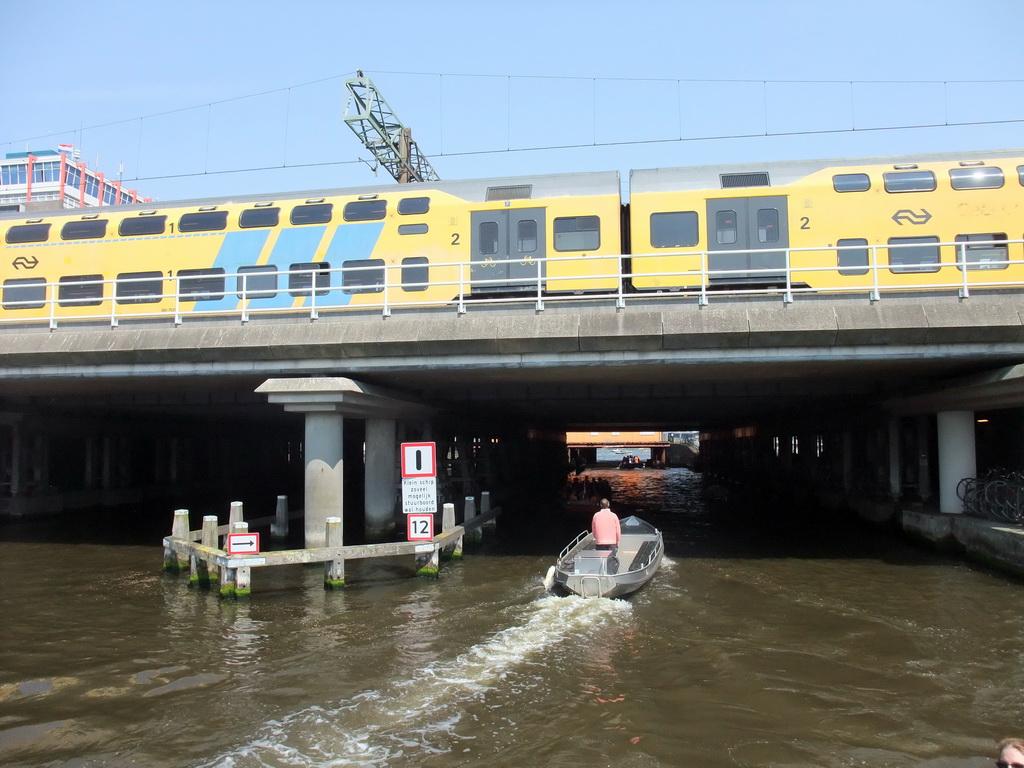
2 237 1023 330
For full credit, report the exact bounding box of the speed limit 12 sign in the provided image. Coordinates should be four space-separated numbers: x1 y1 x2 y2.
407 514 434 541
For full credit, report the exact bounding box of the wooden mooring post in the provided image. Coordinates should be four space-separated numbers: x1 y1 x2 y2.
324 516 344 589
190 515 220 588
220 521 252 598
162 494 501 598
163 509 190 572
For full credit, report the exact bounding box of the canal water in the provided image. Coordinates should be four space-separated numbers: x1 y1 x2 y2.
1 467 1022 767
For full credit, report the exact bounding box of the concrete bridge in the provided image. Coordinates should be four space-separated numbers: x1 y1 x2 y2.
2 289 1024 549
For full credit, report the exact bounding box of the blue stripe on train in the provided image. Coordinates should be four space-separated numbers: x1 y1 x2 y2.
200 224 384 310
316 222 386 307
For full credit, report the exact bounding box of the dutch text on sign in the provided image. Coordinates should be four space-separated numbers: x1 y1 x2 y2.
407 514 434 541
402 475 437 515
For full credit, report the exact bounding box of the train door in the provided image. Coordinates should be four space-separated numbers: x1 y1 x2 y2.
470 208 546 294
705 196 789 283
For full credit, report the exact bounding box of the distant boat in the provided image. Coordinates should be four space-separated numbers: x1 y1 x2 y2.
544 516 664 599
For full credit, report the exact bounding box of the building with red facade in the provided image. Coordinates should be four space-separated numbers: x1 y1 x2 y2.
0 147 149 213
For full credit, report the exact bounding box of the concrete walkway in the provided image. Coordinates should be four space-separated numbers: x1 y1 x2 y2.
902 509 1024 580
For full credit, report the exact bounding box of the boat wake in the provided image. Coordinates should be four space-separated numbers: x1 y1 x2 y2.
205 594 631 766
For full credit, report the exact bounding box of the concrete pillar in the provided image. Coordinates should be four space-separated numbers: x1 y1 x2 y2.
272 494 289 539
10 422 20 497
464 493 480 546
84 437 96 490
32 435 47 491
888 417 902 500
304 411 345 549
917 415 933 503
256 377 433 549
841 431 853 493
937 411 976 514
364 418 397 540
102 436 113 490
117 436 129 487
169 438 180 483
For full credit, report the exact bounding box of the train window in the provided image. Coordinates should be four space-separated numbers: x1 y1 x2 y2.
288 262 330 296
116 271 164 303
61 219 107 240
518 220 538 253
837 238 869 276
887 236 941 273
833 173 870 192
479 221 499 255
239 207 280 228
401 257 429 292
58 274 104 307
398 197 430 215
398 224 428 235
883 171 936 193
553 216 600 251
2 278 46 309
178 211 228 232
237 265 278 298
651 212 698 248
178 268 226 301
342 259 385 294
950 166 1004 190
715 210 738 245
343 200 387 221
119 215 167 237
5 223 50 244
290 203 333 225
756 209 779 243
955 233 1008 271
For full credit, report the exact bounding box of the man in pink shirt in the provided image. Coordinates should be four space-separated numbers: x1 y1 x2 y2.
592 498 621 556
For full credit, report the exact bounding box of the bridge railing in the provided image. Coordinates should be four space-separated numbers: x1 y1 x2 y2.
2 237 1022 329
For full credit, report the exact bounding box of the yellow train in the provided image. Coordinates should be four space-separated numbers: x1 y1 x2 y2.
630 149 1024 294
1 149 1021 323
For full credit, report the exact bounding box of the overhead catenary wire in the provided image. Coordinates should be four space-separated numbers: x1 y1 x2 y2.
5 70 1024 188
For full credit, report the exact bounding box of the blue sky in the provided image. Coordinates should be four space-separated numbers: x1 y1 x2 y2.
3 0 1023 201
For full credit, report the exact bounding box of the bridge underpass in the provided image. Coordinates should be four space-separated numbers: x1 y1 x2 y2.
2 293 1024 542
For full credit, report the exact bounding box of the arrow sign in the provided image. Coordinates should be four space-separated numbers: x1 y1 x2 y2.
227 533 260 555
892 209 932 226
12 255 39 270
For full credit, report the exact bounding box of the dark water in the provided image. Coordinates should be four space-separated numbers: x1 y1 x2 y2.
2 468 1022 767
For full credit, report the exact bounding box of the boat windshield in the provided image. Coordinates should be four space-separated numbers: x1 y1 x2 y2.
619 516 658 534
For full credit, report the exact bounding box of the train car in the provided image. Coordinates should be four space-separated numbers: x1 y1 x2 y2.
0 171 622 324
628 150 1024 295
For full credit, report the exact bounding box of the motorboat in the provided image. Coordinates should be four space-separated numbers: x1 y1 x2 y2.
544 515 664 598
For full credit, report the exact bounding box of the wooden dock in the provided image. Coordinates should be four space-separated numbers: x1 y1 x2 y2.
162 496 499 597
